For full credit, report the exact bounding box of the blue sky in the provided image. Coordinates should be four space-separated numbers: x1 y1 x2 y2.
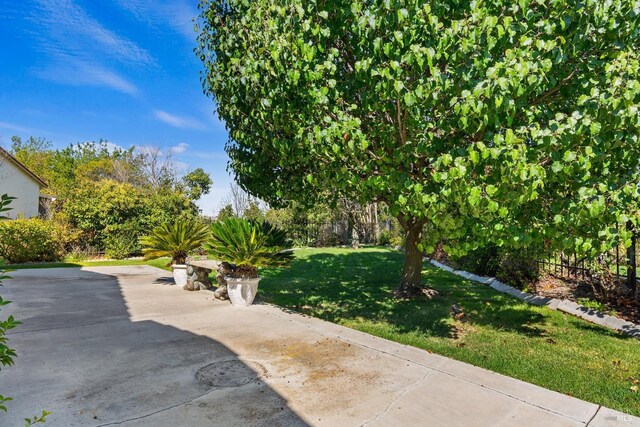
0 0 232 216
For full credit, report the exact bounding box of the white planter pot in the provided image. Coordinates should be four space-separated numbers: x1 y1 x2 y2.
226 277 260 306
172 264 188 287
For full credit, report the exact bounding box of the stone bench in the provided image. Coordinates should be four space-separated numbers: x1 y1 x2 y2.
185 259 220 291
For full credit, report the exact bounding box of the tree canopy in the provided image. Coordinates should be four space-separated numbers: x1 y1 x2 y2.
183 167 213 200
198 0 640 294
6 138 212 255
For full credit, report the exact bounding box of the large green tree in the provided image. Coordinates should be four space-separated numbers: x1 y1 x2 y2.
198 0 640 295
183 167 213 200
9 139 208 252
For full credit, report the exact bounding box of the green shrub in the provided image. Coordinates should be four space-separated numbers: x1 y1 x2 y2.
104 233 138 260
0 219 63 263
450 244 501 277
379 222 405 247
389 219 406 247
389 233 405 248
62 179 199 252
54 220 85 253
495 251 540 289
317 231 342 247
449 244 540 289
63 248 89 263
379 230 391 245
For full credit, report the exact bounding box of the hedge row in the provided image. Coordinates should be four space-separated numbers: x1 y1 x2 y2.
0 219 63 263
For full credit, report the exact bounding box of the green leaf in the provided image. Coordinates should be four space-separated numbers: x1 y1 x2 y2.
469 150 479 164
505 129 515 145
563 151 576 162
468 187 482 206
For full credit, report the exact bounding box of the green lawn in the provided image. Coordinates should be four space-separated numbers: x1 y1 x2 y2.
259 247 640 416
4 258 172 271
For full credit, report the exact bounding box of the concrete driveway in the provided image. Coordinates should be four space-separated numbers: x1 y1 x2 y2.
1 266 638 426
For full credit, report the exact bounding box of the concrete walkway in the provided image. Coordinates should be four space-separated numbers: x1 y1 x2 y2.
2 266 638 426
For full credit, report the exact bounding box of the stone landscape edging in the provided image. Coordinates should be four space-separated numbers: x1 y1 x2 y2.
426 259 640 340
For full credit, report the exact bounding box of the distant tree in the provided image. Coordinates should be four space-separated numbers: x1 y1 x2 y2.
198 0 640 296
220 182 267 217
62 179 197 250
216 204 236 222
9 136 53 187
10 135 51 156
223 182 250 217
12 138 144 197
264 207 293 228
183 168 213 200
5 138 204 254
243 201 264 221
136 146 180 189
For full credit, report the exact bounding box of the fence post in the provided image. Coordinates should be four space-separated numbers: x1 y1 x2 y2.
626 221 637 298
616 244 620 283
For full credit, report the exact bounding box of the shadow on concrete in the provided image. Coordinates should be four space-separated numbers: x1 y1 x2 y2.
152 275 177 285
1 267 307 426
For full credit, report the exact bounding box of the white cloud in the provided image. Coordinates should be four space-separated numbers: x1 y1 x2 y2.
0 121 82 143
153 110 205 130
28 0 152 94
103 141 126 153
116 0 198 41
0 121 37 134
0 121 58 138
169 142 188 154
32 0 154 66
34 58 138 95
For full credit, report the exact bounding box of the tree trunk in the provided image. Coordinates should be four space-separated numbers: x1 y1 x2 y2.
627 221 637 299
373 203 380 245
395 218 428 297
351 224 360 248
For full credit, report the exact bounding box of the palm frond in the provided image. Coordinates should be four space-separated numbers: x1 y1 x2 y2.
205 218 293 270
140 218 210 264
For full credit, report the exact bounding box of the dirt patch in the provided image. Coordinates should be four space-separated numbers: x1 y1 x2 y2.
532 275 594 300
262 338 358 382
532 274 639 324
248 338 381 413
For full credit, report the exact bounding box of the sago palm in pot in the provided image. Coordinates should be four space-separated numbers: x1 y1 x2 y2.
140 218 210 287
205 217 293 306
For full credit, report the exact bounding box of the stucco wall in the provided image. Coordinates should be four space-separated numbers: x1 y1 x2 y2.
0 159 41 219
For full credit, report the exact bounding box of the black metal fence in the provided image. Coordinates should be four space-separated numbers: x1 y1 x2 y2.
538 253 592 280
538 244 639 285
